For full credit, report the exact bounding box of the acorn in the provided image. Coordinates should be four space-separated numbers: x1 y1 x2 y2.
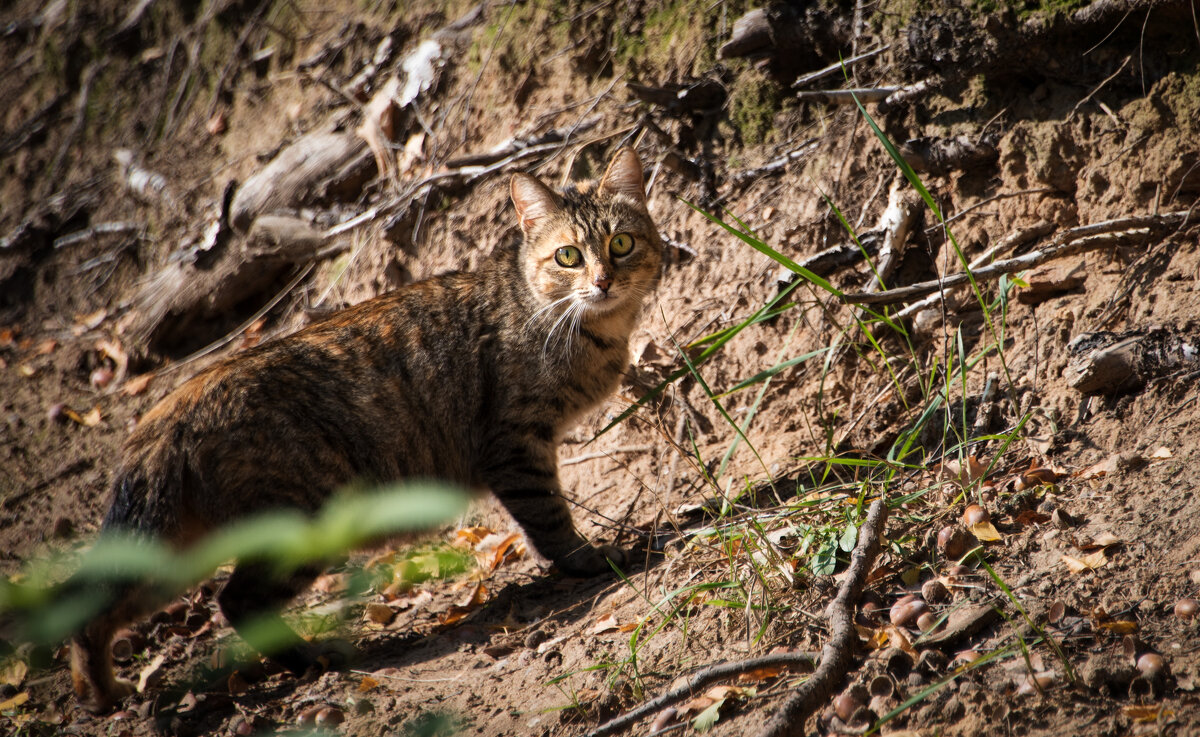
1175 598 1198 621
890 595 928 628
962 504 990 526
937 526 968 559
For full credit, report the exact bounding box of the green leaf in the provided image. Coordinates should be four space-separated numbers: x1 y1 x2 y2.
693 698 726 733
838 523 859 553
812 537 837 576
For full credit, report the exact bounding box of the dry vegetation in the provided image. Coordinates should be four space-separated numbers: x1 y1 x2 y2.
3 1 1200 736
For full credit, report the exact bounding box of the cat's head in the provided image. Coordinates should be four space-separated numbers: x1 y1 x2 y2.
510 148 663 323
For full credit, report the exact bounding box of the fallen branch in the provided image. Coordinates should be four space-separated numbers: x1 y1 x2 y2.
755 497 889 737
897 219 1055 325
583 651 818 737
842 211 1191 307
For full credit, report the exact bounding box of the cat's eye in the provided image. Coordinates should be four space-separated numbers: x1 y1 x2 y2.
610 232 635 257
555 246 583 267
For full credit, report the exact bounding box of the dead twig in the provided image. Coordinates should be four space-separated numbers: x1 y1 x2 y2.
155 263 314 377
583 651 818 737
895 219 1055 324
561 445 654 467
842 211 1191 307
754 497 888 737
796 80 933 107
728 139 820 187
47 61 106 185
792 45 890 88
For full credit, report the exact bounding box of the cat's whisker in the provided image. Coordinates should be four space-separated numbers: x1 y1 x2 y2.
543 297 581 358
525 294 574 331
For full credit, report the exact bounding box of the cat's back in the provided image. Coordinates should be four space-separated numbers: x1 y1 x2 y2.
115 268 511 528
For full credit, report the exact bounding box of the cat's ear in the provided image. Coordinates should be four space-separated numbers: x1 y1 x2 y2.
510 173 562 234
599 147 646 207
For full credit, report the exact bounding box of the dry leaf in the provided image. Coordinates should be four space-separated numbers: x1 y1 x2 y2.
884 625 917 656
439 582 487 625
81 407 103 426
1097 620 1139 634
0 691 29 711
1082 532 1122 549
969 521 1002 542
590 613 620 635
737 665 785 683
358 675 380 692
1148 447 1173 460
364 602 395 626
0 659 27 687
1062 551 1108 573
122 373 153 396
938 455 988 485
483 532 523 571
1123 704 1172 723
455 526 493 546
34 338 57 355
96 338 129 383
137 653 167 692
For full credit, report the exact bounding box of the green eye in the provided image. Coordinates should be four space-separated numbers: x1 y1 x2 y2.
555 246 583 267
610 232 635 257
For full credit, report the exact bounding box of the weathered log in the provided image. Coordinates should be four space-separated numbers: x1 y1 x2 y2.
1065 328 1200 395
229 132 368 233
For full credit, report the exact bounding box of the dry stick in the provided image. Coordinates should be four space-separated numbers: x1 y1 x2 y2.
583 652 818 737
889 219 1055 324
155 263 315 377
585 498 888 737
792 45 890 88
755 497 888 737
841 211 1191 307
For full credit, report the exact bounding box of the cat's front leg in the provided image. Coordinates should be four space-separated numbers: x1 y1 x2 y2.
483 447 625 576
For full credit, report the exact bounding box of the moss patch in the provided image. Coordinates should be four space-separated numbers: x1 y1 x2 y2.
728 69 783 146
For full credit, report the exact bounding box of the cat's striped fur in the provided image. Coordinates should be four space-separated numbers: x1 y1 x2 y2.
70 148 663 713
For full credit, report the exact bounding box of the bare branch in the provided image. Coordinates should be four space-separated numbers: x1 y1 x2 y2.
755 498 889 737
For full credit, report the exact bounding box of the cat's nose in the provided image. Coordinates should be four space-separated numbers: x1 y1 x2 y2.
594 275 612 293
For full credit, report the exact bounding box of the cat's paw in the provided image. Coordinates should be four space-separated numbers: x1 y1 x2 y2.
557 544 627 577
81 677 135 714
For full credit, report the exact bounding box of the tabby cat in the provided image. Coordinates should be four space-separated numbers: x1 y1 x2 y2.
70 147 663 713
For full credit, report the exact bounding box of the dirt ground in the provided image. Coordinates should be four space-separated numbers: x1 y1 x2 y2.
3 0 1200 735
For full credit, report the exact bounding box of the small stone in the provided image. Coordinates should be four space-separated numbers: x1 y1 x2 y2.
1175 598 1198 620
